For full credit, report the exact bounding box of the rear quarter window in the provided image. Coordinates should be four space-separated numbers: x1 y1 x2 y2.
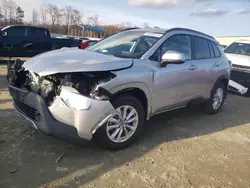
211 42 221 57
208 41 215 58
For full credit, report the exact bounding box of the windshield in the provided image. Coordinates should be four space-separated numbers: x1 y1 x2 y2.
224 42 250 56
87 30 163 59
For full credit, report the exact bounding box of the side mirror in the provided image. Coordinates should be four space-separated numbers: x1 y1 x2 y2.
2 32 7 36
161 51 186 65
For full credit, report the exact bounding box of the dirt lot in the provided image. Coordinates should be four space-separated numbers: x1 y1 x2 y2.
0 65 250 188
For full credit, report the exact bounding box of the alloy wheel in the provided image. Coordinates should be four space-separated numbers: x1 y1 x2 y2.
212 88 224 110
106 105 139 143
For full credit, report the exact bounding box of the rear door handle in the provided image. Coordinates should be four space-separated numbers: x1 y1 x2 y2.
189 64 197 71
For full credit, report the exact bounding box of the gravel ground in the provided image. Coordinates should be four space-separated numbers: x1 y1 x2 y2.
0 65 250 188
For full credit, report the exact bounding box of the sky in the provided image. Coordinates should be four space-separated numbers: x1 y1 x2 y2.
11 0 250 36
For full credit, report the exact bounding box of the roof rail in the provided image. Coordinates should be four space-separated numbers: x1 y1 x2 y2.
166 27 215 40
120 27 140 32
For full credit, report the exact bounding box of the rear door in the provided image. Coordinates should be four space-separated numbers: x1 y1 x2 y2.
191 36 216 98
26 27 52 57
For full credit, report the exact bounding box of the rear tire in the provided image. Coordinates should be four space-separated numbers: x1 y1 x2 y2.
204 82 226 114
93 95 145 150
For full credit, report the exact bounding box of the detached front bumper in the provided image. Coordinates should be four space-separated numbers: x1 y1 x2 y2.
229 68 250 95
9 85 115 141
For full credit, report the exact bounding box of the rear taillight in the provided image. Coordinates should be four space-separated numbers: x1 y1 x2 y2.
229 60 232 67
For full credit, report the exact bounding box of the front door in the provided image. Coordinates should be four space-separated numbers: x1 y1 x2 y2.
150 34 200 114
1 26 28 57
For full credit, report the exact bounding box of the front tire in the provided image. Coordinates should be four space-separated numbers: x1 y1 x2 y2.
94 95 145 150
204 82 226 114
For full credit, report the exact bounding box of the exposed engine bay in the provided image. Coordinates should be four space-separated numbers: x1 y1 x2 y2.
7 59 115 106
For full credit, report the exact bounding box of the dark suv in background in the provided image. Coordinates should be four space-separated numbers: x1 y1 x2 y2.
0 25 81 57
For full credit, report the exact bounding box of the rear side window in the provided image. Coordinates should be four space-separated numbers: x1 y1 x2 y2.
211 42 221 57
4 27 25 37
192 36 210 59
27 28 48 38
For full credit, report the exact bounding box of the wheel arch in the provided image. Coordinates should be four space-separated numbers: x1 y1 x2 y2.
213 75 229 99
109 83 151 120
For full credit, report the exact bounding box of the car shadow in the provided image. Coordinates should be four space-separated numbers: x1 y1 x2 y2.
1 93 250 188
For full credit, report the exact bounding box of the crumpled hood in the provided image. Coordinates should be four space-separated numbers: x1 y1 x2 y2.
23 48 133 76
225 53 250 67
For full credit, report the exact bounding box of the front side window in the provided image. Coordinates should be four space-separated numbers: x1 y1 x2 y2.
224 42 250 56
27 28 47 38
2 26 25 37
193 36 210 59
87 30 163 59
151 34 192 62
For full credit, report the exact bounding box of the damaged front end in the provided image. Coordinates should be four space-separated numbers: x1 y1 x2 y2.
229 66 250 96
7 60 117 140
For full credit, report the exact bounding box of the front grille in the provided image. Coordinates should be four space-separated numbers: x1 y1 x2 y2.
14 100 40 121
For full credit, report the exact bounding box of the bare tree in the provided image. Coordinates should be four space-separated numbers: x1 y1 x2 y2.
2 0 17 24
16 6 24 24
87 14 99 26
46 4 61 32
122 21 133 28
32 9 39 26
63 6 82 34
40 5 47 27
0 6 4 25
71 9 82 25
62 6 74 35
1 0 8 24
142 22 150 28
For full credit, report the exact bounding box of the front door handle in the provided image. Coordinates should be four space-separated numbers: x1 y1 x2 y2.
214 62 220 67
189 64 197 71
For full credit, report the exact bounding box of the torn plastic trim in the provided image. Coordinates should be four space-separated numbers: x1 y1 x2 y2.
90 84 113 100
59 86 92 110
51 71 117 101
229 80 248 95
48 85 115 140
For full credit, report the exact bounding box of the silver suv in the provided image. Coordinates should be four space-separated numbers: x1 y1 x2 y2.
8 28 231 150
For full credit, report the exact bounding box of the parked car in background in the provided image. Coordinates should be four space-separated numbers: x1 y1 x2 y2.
225 40 250 95
220 44 227 50
79 39 99 49
0 25 81 57
52 37 81 50
79 37 90 40
7 27 230 150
